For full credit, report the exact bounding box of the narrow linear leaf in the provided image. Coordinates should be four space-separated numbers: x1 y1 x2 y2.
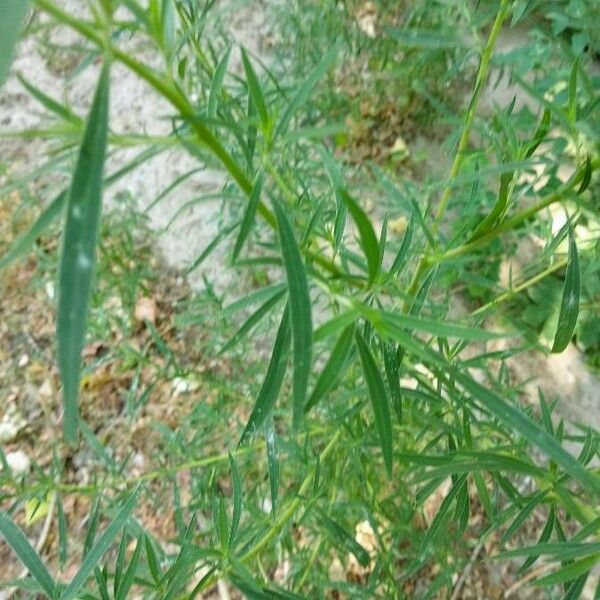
498 542 600 561
455 371 600 496
339 189 381 286
567 57 579 123
355 330 393 475
17 74 81 124
533 553 600 587
419 475 467 555
0 0 29 87
57 63 110 445
562 574 588 600
275 45 338 139
113 533 127 596
241 47 269 131
57 495 68 567
370 306 507 342
144 534 162 583
314 309 360 342
305 324 354 413
501 490 548 545
187 223 237 274
0 511 55 597
0 146 163 271
233 172 263 261
60 491 138 600
469 171 514 241
523 108 551 158
273 200 312 426
317 509 371 567
577 155 592 194
208 47 231 119
552 229 580 353
382 341 403 423
228 452 242 549
219 287 287 355
240 306 291 444
519 504 555 574
161 0 176 54
389 218 414 277
221 283 287 317
0 191 66 270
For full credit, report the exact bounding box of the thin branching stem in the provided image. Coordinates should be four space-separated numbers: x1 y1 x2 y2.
404 0 510 303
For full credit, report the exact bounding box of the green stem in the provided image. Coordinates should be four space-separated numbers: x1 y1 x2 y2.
404 0 510 304
432 0 510 231
471 258 568 317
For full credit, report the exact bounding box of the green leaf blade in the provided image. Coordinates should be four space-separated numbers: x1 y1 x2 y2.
355 330 393 476
0 511 56 597
305 324 354 413
208 47 231 119
60 492 138 600
339 190 381 286
57 64 111 445
240 306 291 444
273 201 313 427
241 48 269 132
232 172 263 261
552 230 580 353
275 45 338 139
0 0 29 87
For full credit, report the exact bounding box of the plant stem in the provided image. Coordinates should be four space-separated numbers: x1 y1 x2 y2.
471 258 568 317
433 0 511 232
404 0 510 305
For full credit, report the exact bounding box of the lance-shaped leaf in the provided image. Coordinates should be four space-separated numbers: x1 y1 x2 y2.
389 217 414 277
241 47 269 132
306 324 354 413
316 509 371 567
57 63 110 445
208 46 231 119
60 491 138 600
0 511 56 597
275 45 338 139
468 170 514 241
0 0 29 87
339 189 381 286
552 229 580 353
273 200 312 426
228 452 242 549
232 172 263 261
240 306 291 444
419 475 467 555
0 191 66 270
355 330 393 476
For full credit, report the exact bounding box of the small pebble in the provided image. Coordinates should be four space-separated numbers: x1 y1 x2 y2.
6 450 31 476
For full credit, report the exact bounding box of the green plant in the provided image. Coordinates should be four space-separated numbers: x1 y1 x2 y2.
1 0 600 598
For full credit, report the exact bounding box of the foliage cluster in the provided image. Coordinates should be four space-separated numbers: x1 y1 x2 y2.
0 0 599 598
